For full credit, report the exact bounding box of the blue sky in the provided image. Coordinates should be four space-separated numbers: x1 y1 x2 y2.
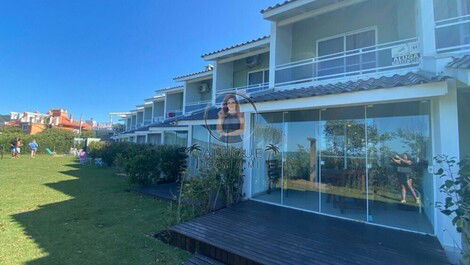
0 0 278 122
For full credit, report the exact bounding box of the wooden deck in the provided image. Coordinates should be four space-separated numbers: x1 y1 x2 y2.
170 200 450 265
184 254 226 265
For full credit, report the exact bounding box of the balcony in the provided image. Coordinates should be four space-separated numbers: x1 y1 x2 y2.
216 82 270 103
166 110 183 119
275 38 420 87
185 100 212 113
144 119 152 125
153 116 164 123
435 14 470 54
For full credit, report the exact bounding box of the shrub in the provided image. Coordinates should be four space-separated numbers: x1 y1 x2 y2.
94 142 188 186
0 127 79 154
159 145 187 183
434 155 470 263
126 149 162 186
34 128 76 153
180 146 245 215
88 141 105 158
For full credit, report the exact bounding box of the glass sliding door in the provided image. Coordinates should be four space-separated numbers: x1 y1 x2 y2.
366 101 434 233
319 106 367 221
282 110 320 211
249 101 434 234
251 112 284 205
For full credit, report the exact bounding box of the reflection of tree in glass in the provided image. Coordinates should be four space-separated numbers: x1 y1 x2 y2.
258 126 282 145
284 145 310 180
323 120 366 158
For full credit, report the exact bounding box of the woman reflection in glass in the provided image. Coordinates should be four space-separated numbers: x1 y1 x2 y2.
217 94 245 144
392 153 421 205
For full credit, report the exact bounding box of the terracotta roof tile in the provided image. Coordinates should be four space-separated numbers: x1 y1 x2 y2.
261 0 299 14
201 36 270 58
242 72 448 103
447 55 470 69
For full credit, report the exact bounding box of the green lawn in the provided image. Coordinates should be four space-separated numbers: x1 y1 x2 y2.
0 155 189 265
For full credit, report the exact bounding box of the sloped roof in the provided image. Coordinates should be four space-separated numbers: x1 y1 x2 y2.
155 85 184 93
447 55 470 70
201 36 270 58
173 69 213 81
261 0 299 14
242 72 448 104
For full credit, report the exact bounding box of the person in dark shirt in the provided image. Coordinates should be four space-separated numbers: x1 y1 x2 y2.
10 139 16 158
392 153 420 205
217 94 245 144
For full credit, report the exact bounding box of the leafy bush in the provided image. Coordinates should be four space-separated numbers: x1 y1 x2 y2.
0 127 79 154
126 149 162 186
34 128 76 153
88 141 105 158
159 145 187 183
180 146 245 215
94 142 187 186
434 155 469 263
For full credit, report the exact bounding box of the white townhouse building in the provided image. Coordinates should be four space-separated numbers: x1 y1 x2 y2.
113 0 470 257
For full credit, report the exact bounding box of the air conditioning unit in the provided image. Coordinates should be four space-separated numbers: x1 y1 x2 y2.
198 83 209 94
246 55 261 68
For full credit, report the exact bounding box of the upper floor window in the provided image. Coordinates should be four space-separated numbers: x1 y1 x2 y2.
316 28 377 78
248 69 269 86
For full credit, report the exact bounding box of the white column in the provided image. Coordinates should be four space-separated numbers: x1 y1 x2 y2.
182 83 187 115
163 94 167 119
417 0 437 72
187 125 193 148
211 61 218 105
242 113 252 199
151 102 154 122
269 22 293 89
268 22 277 89
431 80 461 251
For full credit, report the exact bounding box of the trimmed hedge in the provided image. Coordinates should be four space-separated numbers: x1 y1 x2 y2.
0 127 87 154
89 142 187 186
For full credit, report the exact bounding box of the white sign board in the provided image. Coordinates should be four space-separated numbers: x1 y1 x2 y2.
391 42 420 65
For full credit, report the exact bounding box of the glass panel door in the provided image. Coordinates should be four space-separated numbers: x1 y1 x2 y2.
317 36 344 77
282 110 320 211
366 101 434 233
319 106 367 221
345 29 376 73
251 112 284 205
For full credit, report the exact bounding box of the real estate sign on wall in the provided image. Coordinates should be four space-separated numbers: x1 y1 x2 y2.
391 42 420 65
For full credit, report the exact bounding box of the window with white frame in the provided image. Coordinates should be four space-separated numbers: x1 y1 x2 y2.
316 28 377 78
247 69 269 86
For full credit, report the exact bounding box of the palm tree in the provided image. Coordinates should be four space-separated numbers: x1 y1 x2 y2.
265 144 281 194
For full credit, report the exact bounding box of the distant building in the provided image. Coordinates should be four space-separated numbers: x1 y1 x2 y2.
4 109 92 135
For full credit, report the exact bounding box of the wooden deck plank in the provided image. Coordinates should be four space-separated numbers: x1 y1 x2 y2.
171 200 450 265
184 254 226 265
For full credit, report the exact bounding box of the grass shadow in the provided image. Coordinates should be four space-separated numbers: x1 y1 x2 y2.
11 159 189 265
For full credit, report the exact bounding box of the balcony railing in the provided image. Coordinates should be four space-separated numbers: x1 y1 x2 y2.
153 116 164 123
435 14 470 53
275 38 420 87
216 82 270 102
185 100 212 113
166 110 183 119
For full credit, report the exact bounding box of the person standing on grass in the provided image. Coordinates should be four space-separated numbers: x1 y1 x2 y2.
29 139 38 158
10 139 17 158
15 138 22 158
